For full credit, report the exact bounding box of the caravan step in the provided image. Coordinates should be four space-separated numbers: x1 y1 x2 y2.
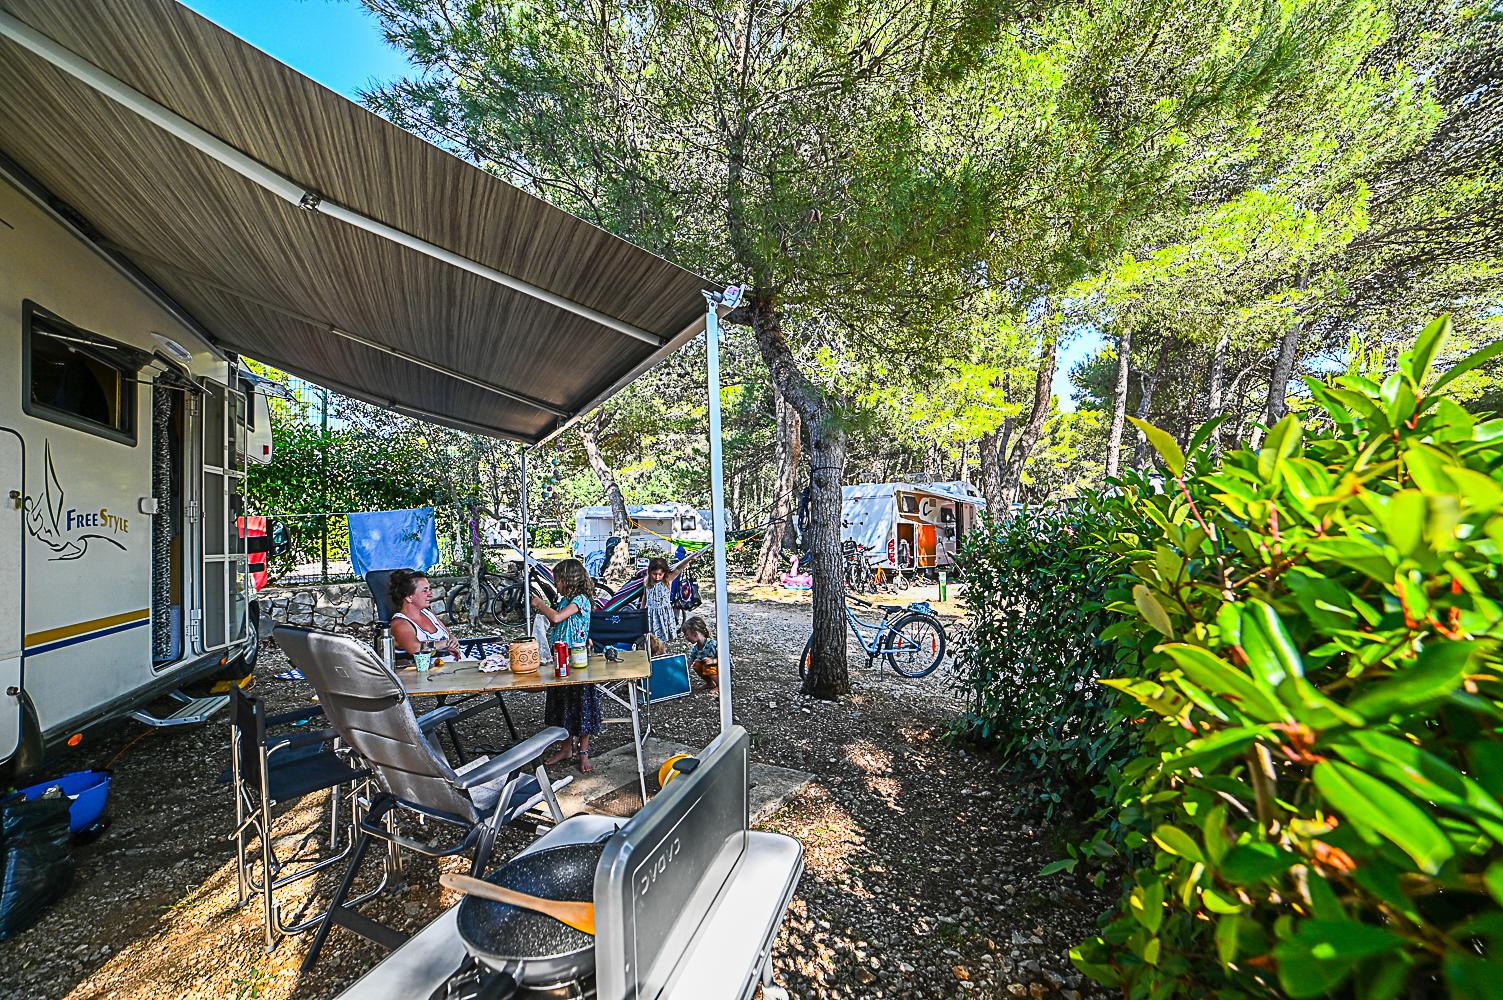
128 690 230 728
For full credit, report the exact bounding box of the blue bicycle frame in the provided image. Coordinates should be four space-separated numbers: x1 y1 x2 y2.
845 599 935 658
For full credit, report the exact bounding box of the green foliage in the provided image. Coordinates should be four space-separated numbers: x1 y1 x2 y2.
951 495 1145 819
243 364 519 576
1067 316 1503 997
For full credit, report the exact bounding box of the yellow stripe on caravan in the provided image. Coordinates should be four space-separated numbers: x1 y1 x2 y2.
24 608 150 648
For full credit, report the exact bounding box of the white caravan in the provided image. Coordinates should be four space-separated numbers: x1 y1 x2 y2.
1 167 272 777
572 502 712 561
840 480 985 574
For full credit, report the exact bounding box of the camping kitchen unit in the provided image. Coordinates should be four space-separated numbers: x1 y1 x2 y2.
0 167 279 775
841 480 985 575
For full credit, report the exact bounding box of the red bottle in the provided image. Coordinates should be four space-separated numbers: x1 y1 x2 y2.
554 641 569 677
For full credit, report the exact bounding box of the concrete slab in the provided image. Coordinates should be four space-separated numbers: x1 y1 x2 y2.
552 736 812 825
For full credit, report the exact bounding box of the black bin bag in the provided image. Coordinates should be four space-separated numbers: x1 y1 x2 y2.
0 794 74 940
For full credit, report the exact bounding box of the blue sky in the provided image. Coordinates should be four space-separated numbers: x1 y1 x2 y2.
183 0 1103 409
182 1 411 99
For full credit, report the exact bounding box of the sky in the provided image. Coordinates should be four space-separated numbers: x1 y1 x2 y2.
181 0 411 100
182 0 1103 410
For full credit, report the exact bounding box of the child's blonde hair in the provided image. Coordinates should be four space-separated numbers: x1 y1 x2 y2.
552 558 595 601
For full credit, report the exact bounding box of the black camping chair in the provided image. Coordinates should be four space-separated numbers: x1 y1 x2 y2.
590 607 649 652
365 569 520 748
364 568 400 647
228 687 371 951
274 625 570 972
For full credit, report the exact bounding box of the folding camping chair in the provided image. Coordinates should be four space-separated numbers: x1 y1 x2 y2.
273 625 571 972
228 687 371 950
363 569 519 748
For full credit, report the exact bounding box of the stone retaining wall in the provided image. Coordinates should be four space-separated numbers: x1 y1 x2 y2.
257 576 470 631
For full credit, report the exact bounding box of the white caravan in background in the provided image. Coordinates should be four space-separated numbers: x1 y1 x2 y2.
1 163 273 778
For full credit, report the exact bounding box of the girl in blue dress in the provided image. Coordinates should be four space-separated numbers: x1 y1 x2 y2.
530 558 600 772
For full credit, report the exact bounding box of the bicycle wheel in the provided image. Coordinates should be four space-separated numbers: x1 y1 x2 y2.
881 612 947 678
445 584 473 625
492 581 525 625
798 634 813 679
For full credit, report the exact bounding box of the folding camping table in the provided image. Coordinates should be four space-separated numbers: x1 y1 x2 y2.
397 649 652 801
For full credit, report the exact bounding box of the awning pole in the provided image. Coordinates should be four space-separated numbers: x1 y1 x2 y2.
520 445 532 636
704 293 733 733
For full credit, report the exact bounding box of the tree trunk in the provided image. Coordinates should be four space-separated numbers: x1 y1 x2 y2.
1132 335 1174 469
1265 320 1302 429
1204 329 1229 457
976 428 1000 513
755 387 802 583
1105 325 1132 477
578 414 634 583
999 330 1058 504
746 290 849 699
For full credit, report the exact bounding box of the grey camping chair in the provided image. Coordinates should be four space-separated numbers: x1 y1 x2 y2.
273 625 570 972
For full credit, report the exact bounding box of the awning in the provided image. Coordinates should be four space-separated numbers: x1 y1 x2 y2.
0 0 717 443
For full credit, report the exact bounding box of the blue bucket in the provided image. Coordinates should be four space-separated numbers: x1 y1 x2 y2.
7 770 112 834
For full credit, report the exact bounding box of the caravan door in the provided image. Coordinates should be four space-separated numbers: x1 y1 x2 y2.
0 430 22 762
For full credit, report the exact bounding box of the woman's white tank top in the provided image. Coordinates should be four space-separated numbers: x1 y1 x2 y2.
392 608 449 643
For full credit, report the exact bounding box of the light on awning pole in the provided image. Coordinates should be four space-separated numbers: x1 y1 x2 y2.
704 291 734 733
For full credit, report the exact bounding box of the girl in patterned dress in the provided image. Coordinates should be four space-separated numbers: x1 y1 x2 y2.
530 559 600 772
643 556 683 656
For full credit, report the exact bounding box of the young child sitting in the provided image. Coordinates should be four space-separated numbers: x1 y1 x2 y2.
681 615 719 693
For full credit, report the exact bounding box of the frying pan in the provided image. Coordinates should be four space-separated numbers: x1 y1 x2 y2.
455 841 605 987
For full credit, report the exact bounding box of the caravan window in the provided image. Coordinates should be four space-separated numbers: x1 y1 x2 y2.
24 303 138 444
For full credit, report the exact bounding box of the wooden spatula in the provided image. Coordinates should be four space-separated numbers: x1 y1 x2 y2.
440 873 596 936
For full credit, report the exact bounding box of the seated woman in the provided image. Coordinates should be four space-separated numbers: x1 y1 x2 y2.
388 569 460 660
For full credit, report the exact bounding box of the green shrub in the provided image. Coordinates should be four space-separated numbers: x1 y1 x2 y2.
951 492 1146 818
1069 316 1503 997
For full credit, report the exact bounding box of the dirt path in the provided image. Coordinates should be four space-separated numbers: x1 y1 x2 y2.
0 599 1107 999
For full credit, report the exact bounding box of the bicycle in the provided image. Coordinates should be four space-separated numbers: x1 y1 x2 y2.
842 540 900 595
799 594 948 679
445 564 524 628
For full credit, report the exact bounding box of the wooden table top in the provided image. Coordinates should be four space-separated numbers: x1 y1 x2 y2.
396 649 650 697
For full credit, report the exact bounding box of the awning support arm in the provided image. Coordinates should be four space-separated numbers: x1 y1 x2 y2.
0 9 662 349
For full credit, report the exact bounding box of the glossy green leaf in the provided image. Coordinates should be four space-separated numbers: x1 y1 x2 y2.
1258 414 1302 481
1220 842 1298 884
1186 415 1228 459
1151 824 1204 862
1159 644 1290 722
1128 417 1186 478
1430 334 1503 395
1405 314 1449 388
1133 585 1175 638
1347 641 1478 720
1312 761 1454 874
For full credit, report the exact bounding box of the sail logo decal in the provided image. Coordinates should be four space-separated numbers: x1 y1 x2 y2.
24 440 129 560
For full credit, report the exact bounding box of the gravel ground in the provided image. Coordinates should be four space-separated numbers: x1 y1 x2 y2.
0 597 1110 999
